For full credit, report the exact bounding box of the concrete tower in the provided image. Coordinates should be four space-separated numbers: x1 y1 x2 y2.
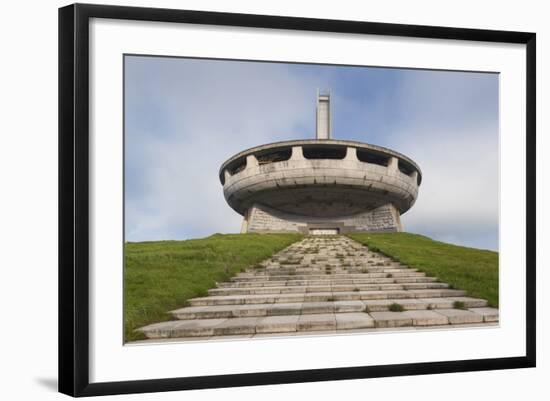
316 90 331 139
219 92 421 234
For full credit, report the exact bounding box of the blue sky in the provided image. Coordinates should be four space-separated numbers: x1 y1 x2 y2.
125 55 499 251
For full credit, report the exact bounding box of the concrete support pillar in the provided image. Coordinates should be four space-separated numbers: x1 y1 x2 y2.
240 210 250 233
291 146 305 160
388 156 399 172
246 154 258 168
388 203 403 232
344 147 358 161
411 170 418 185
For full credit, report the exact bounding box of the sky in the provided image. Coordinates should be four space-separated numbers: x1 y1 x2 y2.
124 55 499 251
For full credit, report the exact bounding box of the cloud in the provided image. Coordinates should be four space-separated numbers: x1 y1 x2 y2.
124 57 320 241
124 56 499 251
398 127 499 250
381 70 499 250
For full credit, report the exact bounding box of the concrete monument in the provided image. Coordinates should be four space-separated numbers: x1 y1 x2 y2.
219 92 422 234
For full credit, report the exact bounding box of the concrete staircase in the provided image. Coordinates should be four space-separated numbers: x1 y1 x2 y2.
136 236 498 341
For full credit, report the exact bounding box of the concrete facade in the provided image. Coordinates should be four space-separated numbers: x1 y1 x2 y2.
219 94 421 234
243 203 402 234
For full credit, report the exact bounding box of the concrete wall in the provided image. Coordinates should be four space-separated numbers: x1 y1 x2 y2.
220 139 421 183
223 144 419 217
245 203 402 234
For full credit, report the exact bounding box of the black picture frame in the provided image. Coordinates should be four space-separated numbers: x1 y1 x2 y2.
58 3 536 397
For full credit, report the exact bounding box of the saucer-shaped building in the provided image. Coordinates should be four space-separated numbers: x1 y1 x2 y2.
219 92 421 234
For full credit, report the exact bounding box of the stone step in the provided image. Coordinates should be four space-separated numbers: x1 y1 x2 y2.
135 235 498 341
188 289 467 306
256 266 410 274
138 307 499 339
248 265 413 272
231 272 426 281
364 296 488 311
217 276 440 288
171 297 489 319
250 268 411 275
138 313 373 338
208 282 450 296
263 261 406 267
172 301 364 319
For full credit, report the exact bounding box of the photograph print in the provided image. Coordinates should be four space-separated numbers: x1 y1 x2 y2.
123 55 499 344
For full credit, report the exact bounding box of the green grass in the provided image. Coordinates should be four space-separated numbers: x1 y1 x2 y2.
348 232 499 307
389 303 405 312
124 233 302 342
453 300 467 310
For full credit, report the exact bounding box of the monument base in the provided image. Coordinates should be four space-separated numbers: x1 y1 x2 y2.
241 203 402 234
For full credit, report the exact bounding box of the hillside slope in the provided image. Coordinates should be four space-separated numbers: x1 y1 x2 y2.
348 232 499 307
124 233 302 342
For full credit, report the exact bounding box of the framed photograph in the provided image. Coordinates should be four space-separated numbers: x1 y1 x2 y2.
58 3 536 397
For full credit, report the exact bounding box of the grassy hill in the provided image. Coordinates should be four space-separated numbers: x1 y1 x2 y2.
348 232 499 308
124 232 498 342
124 233 302 342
